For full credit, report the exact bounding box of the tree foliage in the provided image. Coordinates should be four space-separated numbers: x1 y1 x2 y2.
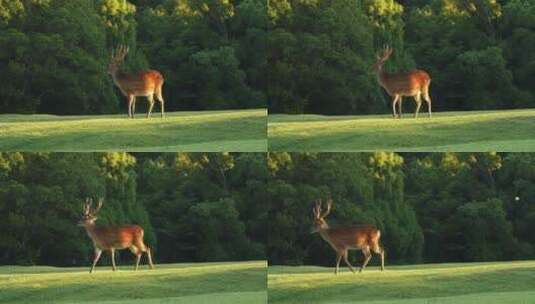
0 0 266 114
0 152 266 266
268 152 535 265
269 0 535 114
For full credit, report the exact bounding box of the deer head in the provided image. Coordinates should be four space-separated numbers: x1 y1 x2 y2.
108 45 129 75
78 197 103 226
310 198 332 233
371 45 393 74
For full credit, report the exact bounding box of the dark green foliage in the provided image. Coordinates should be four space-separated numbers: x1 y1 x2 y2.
268 0 382 114
268 152 535 265
0 152 266 266
267 152 423 265
0 0 119 114
136 152 267 263
269 0 535 114
0 0 266 114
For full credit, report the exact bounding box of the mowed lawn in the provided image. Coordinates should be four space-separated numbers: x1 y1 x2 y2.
0 109 266 152
0 261 267 304
268 109 535 152
268 261 535 304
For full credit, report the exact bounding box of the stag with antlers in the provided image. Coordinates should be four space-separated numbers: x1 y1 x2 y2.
78 198 154 273
311 198 385 274
372 46 432 119
108 45 165 118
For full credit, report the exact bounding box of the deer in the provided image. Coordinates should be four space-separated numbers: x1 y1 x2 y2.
78 198 154 273
311 198 385 274
372 46 432 119
108 45 165 119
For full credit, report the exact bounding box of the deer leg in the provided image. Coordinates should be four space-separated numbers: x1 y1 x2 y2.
147 95 155 119
335 253 342 275
90 248 102 273
425 95 432 118
135 254 141 271
131 97 136 118
380 248 385 271
392 95 400 118
360 247 372 273
146 247 154 269
372 244 385 271
343 251 355 273
414 94 422 119
110 249 117 271
156 90 165 119
127 95 134 118
129 245 140 271
423 83 432 118
398 96 403 118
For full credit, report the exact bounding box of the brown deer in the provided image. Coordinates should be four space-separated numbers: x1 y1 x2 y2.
311 198 385 274
372 46 432 119
78 198 154 273
108 45 165 118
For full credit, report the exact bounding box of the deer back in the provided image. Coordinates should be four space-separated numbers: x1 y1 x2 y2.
379 69 430 96
114 70 164 97
88 224 144 250
323 225 381 250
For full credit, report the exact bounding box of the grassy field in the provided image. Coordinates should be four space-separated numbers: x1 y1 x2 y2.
268 109 535 152
0 109 266 152
0 261 266 304
268 260 535 304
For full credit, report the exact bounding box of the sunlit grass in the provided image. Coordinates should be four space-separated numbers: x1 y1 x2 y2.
268 260 535 304
268 109 535 152
0 109 267 152
0 261 267 304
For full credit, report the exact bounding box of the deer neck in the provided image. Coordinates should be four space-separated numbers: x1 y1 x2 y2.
318 225 333 243
320 228 341 251
110 70 128 96
110 70 122 86
376 65 388 89
83 223 99 241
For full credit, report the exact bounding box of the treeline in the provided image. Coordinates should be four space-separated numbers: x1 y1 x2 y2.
0 0 266 114
268 152 535 266
0 152 267 266
268 0 535 114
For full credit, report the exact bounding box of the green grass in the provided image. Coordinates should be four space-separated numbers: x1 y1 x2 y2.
0 261 267 304
268 260 535 304
268 109 535 152
0 109 266 152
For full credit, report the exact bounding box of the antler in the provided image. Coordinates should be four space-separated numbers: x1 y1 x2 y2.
313 198 332 219
93 198 104 214
313 199 322 218
82 197 104 215
376 45 393 62
111 45 129 64
83 198 91 215
321 198 333 218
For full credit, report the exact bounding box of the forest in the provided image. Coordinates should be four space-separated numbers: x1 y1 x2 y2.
0 0 266 114
268 0 535 115
268 152 535 266
0 152 267 266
